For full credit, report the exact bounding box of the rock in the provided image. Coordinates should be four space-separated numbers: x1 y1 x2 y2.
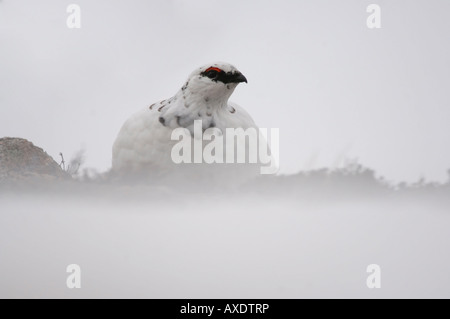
0 137 68 182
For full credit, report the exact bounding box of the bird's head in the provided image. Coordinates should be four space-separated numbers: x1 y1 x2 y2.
182 62 247 104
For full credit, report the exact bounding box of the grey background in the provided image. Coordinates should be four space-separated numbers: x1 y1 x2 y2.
1 0 449 183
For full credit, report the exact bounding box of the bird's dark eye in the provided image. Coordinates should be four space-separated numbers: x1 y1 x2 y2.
206 70 218 79
202 67 223 80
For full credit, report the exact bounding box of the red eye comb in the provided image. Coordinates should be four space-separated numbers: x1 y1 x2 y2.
205 67 222 73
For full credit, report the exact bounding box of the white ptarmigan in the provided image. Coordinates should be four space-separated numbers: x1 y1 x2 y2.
112 62 262 186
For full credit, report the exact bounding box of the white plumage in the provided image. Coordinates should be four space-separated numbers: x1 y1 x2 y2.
112 62 261 186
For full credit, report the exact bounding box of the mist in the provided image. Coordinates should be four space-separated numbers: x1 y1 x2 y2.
1 167 450 298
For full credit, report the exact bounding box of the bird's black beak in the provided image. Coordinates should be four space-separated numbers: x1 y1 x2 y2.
215 71 248 84
231 72 248 84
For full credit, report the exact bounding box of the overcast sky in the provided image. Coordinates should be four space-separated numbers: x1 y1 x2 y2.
1 0 449 183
